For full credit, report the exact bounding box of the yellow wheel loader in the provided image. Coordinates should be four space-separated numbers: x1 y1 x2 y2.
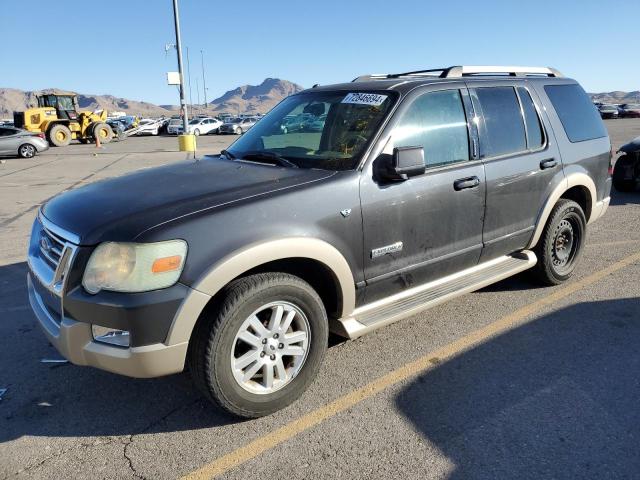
13 92 113 147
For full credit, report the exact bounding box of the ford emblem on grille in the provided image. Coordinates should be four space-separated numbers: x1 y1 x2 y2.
40 236 52 254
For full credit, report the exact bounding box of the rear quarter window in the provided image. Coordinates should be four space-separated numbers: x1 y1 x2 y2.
544 84 607 143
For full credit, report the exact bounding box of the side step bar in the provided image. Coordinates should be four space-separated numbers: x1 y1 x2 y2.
333 251 537 339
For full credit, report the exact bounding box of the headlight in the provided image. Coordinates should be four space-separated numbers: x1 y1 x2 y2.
82 240 187 294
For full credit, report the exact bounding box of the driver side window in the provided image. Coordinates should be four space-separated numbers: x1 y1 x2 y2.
394 90 470 168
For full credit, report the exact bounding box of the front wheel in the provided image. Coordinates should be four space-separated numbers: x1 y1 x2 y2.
193 129 200 136
188 273 328 418
612 154 637 192
236 127 243 135
532 199 586 286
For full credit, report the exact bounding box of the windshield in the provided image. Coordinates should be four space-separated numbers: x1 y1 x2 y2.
227 91 396 170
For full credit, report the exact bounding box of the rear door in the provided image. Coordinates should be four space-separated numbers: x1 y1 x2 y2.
359 84 486 303
469 82 564 261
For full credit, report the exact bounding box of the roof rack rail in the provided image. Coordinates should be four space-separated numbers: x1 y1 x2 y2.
352 65 563 82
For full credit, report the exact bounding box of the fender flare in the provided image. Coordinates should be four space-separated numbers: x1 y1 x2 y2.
165 238 356 345
527 172 597 249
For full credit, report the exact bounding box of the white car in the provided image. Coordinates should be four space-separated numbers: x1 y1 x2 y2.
135 119 162 136
179 117 223 136
166 118 183 135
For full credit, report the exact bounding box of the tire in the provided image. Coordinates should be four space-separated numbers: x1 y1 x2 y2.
194 129 200 136
18 143 36 158
188 272 328 418
92 123 113 144
282 126 288 134
612 154 637 192
532 199 586 286
47 124 72 147
236 127 243 135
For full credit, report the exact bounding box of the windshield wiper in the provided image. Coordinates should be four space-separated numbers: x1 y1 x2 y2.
240 151 299 168
220 149 236 160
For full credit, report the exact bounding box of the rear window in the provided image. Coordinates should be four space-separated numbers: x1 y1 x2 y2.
475 86 526 157
544 84 607 142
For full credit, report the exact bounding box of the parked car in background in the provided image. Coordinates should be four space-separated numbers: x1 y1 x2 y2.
166 118 183 135
619 104 640 118
135 119 162 136
280 116 305 134
0 126 49 158
598 104 619 119
177 117 223 136
613 135 640 192
305 114 327 132
219 117 258 134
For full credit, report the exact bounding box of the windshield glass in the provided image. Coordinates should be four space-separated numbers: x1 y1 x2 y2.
57 96 75 110
227 91 396 170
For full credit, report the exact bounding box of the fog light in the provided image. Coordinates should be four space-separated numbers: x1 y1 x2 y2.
91 325 130 347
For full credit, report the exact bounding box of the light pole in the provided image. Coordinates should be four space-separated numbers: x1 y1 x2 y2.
186 46 193 117
171 0 188 132
200 49 207 110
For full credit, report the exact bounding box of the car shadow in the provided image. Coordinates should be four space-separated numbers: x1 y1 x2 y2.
395 297 640 479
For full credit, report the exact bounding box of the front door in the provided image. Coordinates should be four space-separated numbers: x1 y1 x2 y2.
359 85 486 304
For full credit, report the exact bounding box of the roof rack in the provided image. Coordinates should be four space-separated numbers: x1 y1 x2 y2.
352 65 564 82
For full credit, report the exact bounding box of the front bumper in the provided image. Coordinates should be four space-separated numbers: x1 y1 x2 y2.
28 273 189 378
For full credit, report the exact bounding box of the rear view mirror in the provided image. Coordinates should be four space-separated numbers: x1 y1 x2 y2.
388 146 426 180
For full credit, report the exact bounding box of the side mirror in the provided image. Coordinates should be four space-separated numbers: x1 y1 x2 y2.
387 146 425 180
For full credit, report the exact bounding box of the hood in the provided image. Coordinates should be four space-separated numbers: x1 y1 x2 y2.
619 135 640 154
42 156 336 245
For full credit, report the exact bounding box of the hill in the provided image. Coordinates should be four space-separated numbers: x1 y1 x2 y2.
589 91 640 104
207 78 304 114
0 78 304 119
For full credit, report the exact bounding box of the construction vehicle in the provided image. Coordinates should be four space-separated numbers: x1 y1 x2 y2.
13 92 114 147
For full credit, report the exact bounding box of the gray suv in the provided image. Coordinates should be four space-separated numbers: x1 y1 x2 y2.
27 66 611 418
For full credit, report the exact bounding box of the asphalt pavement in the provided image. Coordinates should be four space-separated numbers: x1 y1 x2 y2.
1 121 640 479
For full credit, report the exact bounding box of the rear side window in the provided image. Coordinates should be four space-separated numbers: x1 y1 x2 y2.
517 87 544 149
394 89 469 168
544 84 607 142
475 87 527 157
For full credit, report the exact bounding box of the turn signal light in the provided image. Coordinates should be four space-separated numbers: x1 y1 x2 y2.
151 255 182 273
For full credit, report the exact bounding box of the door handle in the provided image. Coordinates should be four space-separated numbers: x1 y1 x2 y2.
540 158 557 170
453 176 480 191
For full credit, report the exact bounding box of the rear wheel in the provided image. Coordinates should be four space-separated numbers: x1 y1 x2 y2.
47 124 72 147
612 154 637 192
188 273 328 418
532 199 586 286
92 123 113 144
18 143 36 158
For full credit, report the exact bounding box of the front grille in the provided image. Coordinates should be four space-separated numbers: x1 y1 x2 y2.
39 227 66 270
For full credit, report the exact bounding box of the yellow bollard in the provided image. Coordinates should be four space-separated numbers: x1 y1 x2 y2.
178 134 196 152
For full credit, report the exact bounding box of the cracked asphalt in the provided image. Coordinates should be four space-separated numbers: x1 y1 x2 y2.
1 121 640 479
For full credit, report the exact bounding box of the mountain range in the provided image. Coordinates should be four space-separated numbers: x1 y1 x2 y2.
1 80 638 119
0 78 304 118
588 91 640 104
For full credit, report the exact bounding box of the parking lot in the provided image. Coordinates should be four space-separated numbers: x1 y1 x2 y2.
1 119 640 479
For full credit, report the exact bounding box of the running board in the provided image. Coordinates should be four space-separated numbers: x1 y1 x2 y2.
333 251 537 339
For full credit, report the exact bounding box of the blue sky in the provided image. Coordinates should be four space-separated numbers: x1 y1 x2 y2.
1 0 637 105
